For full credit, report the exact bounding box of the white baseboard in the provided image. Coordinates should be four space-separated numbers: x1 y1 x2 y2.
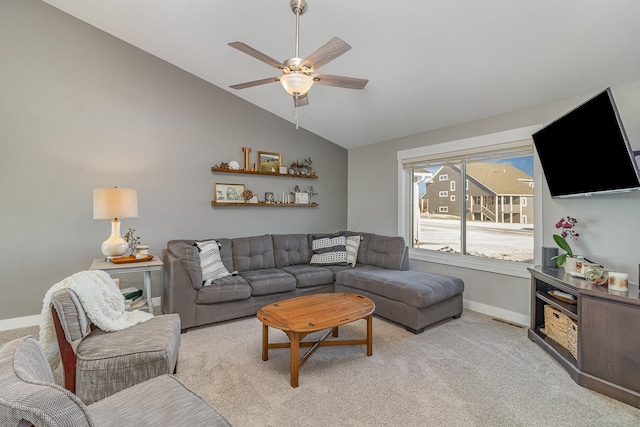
464 299 530 327
0 315 42 332
0 297 163 332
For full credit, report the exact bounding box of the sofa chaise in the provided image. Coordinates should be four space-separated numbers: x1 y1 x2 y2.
163 232 464 333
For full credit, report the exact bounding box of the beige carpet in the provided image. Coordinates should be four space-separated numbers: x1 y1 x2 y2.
2 310 639 426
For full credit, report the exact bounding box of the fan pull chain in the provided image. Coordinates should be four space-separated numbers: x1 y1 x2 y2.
295 95 299 129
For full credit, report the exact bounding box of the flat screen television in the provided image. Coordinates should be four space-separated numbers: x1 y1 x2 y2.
532 88 640 198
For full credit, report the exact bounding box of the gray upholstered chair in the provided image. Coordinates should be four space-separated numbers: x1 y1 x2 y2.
50 288 181 404
0 336 231 427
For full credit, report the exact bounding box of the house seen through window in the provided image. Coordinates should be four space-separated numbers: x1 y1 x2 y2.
404 141 534 263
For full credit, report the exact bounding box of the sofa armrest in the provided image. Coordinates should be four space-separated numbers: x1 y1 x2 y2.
162 249 198 330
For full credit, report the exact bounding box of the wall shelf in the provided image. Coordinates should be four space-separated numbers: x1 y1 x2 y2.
211 202 318 207
211 167 317 179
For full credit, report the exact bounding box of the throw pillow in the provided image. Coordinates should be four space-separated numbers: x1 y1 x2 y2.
194 241 231 285
310 234 347 266
346 235 362 267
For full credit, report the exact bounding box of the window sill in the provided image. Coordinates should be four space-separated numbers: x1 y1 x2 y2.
408 248 532 279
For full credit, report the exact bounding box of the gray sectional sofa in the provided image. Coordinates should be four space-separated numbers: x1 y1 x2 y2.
162 232 464 333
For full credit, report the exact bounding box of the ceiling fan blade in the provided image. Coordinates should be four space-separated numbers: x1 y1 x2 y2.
300 37 351 72
311 74 368 90
293 93 309 108
230 77 280 90
228 42 288 71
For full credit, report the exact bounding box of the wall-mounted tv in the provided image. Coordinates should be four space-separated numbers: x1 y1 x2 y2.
532 88 640 198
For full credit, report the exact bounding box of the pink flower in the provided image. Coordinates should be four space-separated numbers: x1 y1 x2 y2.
555 216 579 240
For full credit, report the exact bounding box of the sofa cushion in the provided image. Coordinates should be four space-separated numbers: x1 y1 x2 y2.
167 240 205 290
195 241 232 285
196 275 252 304
232 235 275 272
279 265 335 288
335 266 464 309
273 234 312 267
167 239 234 290
310 233 347 266
239 268 296 296
346 235 362 267
88 375 231 426
353 233 406 270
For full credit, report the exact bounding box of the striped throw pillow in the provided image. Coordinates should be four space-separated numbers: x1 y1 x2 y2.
310 234 347 266
194 240 231 285
346 235 362 267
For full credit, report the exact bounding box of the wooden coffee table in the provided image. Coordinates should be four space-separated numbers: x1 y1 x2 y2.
257 293 375 387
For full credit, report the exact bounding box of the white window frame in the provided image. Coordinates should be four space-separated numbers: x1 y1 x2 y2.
397 125 543 278
439 191 448 197
439 174 448 181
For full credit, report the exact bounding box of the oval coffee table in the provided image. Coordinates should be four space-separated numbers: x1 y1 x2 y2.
257 293 375 387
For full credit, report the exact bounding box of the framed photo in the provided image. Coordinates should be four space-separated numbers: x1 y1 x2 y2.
264 192 275 203
214 183 245 203
258 151 281 173
279 166 288 174
294 192 309 204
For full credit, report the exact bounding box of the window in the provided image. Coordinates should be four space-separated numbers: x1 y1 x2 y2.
439 191 448 197
439 174 448 181
398 126 540 270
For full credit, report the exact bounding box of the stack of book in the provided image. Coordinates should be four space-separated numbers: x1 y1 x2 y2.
120 287 147 311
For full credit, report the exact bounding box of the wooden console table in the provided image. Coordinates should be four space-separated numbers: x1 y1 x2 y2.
528 265 640 408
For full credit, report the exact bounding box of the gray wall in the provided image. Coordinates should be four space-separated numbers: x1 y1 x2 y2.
348 80 640 322
0 1 347 321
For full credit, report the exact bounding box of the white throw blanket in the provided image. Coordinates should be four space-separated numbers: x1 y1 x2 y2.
38 270 153 368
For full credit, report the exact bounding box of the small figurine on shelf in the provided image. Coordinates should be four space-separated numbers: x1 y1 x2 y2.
308 186 317 198
124 228 141 256
303 158 315 176
214 162 230 169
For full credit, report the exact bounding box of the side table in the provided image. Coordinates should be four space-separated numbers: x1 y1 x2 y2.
90 256 164 315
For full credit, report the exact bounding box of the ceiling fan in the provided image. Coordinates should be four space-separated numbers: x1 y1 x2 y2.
228 0 368 108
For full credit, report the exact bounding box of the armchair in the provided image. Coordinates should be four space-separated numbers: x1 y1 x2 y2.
0 336 230 427
49 288 181 404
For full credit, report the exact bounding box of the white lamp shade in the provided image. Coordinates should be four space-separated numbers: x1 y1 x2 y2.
280 73 313 96
93 187 138 219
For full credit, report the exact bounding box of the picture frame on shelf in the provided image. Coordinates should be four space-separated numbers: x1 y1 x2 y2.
214 183 245 203
258 151 281 173
279 166 288 174
294 192 309 204
265 192 275 203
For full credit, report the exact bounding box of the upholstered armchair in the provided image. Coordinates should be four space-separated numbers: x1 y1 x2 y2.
49 288 181 404
0 336 230 426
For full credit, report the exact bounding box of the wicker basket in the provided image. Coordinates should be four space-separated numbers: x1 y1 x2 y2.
543 305 578 359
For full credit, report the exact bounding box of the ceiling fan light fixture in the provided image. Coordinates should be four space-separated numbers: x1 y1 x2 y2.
280 73 313 96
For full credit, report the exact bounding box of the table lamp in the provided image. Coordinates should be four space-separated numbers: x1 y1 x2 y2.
93 187 138 259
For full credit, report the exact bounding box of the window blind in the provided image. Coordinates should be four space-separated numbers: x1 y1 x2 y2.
402 139 534 170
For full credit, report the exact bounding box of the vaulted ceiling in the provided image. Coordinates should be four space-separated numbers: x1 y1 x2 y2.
42 0 640 149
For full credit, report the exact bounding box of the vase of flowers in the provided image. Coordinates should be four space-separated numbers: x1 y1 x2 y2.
551 216 580 272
